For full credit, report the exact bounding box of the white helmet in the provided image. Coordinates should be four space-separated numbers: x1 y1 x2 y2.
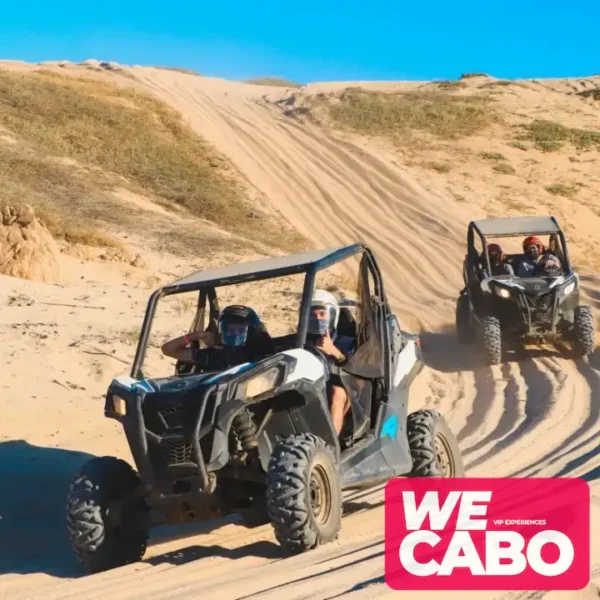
309 288 340 335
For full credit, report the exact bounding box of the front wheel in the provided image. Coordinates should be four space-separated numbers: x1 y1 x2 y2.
406 409 465 477
66 456 151 574
482 315 502 365
266 433 341 555
573 305 596 356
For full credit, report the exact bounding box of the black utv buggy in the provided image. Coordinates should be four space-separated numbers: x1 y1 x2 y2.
66 243 464 574
456 215 596 365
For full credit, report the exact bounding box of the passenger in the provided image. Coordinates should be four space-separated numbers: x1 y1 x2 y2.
305 289 355 436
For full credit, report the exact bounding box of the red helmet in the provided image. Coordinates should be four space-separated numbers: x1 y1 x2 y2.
522 236 544 253
487 243 504 260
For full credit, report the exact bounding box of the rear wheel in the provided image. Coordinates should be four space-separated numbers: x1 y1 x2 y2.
266 433 341 555
573 305 596 356
66 456 151 574
456 294 475 344
407 409 465 477
482 315 502 365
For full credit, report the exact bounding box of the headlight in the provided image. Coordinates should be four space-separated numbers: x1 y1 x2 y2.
563 281 576 296
112 395 127 416
239 367 280 400
495 287 510 299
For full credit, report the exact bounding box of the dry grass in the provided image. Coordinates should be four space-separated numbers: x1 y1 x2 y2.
0 69 306 252
546 183 579 197
0 144 122 247
480 152 506 160
424 161 453 173
479 80 522 90
434 80 467 90
508 141 528 151
577 88 600 101
246 77 302 88
326 88 495 141
521 119 600 152
460 72 490 79
493 163 516 175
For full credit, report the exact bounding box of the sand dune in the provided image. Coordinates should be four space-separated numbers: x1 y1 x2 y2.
1 62 599 599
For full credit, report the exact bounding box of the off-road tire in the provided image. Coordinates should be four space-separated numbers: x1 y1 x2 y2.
482 315 502 365
456 294 475 344
407 409 465 477
573 305 596 356
66 456 151 574
266 433 341 555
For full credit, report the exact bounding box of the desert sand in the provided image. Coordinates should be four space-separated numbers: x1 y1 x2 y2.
0 61 599 599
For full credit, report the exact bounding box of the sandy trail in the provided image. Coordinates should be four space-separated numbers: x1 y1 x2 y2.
1 66 599 599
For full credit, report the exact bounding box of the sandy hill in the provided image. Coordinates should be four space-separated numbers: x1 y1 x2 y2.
0 59 599 599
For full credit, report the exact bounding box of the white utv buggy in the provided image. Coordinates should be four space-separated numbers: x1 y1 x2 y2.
66 243 464 574
456 215 596 365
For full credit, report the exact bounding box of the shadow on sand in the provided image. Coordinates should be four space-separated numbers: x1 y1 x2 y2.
0 440 95 578
420 324 581 374
0 441 275 579
0 440 388 580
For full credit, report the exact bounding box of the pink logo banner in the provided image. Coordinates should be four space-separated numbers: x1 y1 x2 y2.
384 477 590 590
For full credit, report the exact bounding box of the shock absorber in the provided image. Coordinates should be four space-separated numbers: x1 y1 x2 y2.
231 409 258 451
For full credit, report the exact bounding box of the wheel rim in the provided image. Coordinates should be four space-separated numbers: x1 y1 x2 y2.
434 434 455 477
309 463 332 524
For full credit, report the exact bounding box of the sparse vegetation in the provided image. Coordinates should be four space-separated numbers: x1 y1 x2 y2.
424 161 452 173
0 144 122 248
0 69 306 252
493 163 516 175
508 141 528 151
546 183 579 197
521 119 600 152
577 88 600 101
479 80 523 90
460 72 489 79
434 80 467 90
246 77 302 88
480 152 506 160
326 88 495 140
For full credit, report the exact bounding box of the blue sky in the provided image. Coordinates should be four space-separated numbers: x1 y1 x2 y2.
1 1 598 83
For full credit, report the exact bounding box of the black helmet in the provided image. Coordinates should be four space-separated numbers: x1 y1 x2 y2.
218 305 263 347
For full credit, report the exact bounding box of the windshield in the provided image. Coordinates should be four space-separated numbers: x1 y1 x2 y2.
477 231 568 277
130 258 368 380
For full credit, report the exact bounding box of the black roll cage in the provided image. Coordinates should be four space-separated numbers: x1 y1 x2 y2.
467 218 573 278
129 243 393 395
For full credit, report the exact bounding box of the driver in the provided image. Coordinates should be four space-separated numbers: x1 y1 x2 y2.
516 236 544 277
161 304 274 366
516 236 561 277
305 289 354 436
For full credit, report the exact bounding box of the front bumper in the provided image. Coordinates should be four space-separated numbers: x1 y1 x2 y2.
104 355 296 499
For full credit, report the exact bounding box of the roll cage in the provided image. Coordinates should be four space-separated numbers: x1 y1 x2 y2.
467 215 573 279
129 243 394 398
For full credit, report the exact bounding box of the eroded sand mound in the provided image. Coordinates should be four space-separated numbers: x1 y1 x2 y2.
0 204 61 283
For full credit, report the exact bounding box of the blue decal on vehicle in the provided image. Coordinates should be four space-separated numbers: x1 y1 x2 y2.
135 379 155 393
381 414 398 439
